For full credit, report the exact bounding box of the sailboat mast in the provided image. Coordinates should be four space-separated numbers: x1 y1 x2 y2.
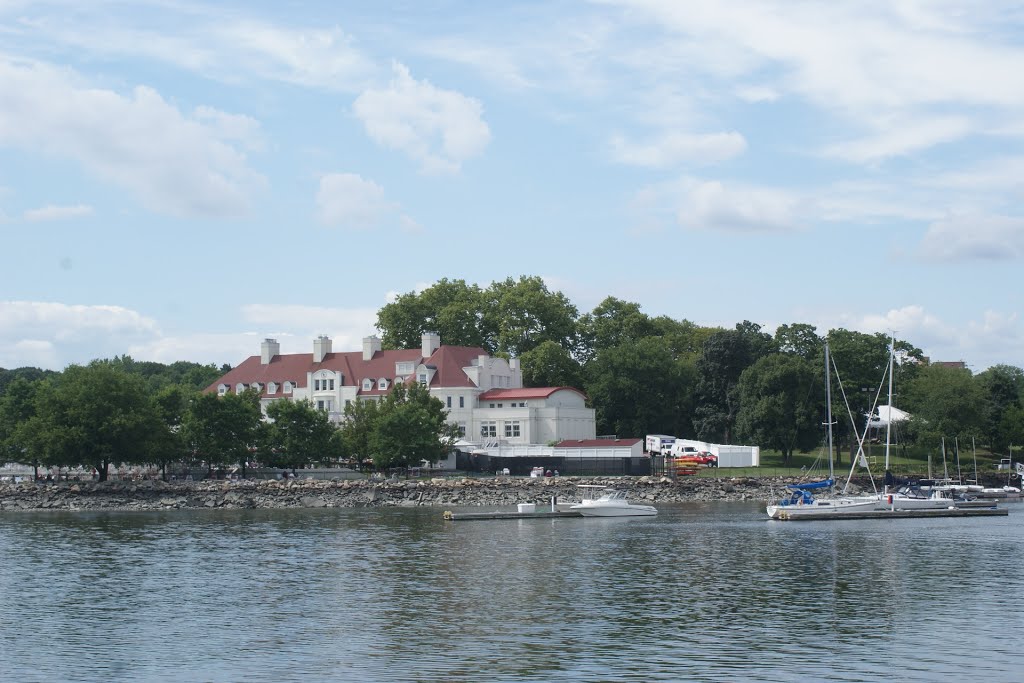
825 341 834 481
884 334 895 492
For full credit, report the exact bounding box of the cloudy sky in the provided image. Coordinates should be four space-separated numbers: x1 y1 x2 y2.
1 0 1022 373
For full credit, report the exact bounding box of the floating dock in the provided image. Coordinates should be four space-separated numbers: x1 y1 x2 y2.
444 509 583 521
773 506 1008 521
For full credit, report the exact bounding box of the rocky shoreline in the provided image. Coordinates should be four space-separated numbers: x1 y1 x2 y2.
0 475 887 512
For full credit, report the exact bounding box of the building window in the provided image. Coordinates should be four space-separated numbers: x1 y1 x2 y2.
329 379 335 390
345 399 351 407
497 403 503 408
378 378 388 390
314 379 320 391
489 403 495 409
317 400 333 411
418 373 427 385
235 383 246 394
362 378 373 391
504 421 521 438
267 382 277 395
396 361 414 375
284 381 293 394
459 396 465 408
458 422 466 437
446 396 452 408
218 384 228 396
480 421 497 438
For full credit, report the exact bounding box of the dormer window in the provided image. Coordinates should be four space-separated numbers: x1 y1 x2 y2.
283 381 293 394
378 378 389 391
362 378 374 391
396 361 414 375
218 384 228 396
251 382 262 393
235 383 246 394
267 382 277 395
418 372 427 385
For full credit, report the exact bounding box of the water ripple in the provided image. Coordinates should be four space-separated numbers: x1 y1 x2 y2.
2 502 1023 682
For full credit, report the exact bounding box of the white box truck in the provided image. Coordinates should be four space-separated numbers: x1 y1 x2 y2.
645 434 676 455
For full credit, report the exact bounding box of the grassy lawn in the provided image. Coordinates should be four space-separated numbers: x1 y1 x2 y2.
703 443 1017 480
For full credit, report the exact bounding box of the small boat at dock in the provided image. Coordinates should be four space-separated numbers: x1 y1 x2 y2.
569 485 657 517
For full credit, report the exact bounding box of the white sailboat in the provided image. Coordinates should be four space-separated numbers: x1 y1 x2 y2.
766 342 879 519
872 339 994 511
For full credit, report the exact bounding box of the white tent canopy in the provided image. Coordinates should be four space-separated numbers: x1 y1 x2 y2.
868 405 910 429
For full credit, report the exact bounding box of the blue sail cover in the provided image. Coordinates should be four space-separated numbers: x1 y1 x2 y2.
787 478 835 491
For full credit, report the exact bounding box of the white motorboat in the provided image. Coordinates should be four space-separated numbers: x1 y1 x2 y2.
570 485 657 517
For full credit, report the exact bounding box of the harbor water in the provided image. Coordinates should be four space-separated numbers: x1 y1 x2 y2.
2 501 1022 682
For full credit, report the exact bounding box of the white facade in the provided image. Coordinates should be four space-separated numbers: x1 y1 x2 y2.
212 333 594 448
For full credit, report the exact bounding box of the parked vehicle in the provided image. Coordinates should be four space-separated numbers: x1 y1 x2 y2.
645 434 676 455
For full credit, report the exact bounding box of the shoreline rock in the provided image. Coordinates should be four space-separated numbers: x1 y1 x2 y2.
0 475 889 512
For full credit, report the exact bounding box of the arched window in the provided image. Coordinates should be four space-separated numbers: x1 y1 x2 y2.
362 378 374 391
378 378 389 390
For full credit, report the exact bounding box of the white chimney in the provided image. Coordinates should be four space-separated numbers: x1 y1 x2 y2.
260 338 280 365
362 335 382 361
421 331 441 358
313 335 332 363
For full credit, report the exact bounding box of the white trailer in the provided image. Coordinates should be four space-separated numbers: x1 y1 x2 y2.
645 434 676 455
673 438 760 468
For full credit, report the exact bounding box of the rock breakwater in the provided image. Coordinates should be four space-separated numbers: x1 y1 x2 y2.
0 475 881 512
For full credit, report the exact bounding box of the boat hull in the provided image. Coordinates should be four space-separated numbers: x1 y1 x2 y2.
573 504 657 517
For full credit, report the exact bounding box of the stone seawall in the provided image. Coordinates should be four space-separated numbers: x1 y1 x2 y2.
0 475 887 512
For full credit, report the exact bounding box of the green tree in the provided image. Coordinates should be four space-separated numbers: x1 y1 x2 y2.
975 364 1024 452
693 322 775 443
735 354 821 465
182 389 263 478
901 364 985 446
264 399 340 472
0 377 44 478
367 383 459 469
577 297 659 362
482 275 580 357
151 384 192 480
33 363 163 481
376 278 491 351
584 336 691 438
339 396 382 466
774 323 822 360
520 340 583 388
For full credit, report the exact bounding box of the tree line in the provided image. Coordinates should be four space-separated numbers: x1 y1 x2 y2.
2 275 1022 477
378 277 1024 463
0 359 456 480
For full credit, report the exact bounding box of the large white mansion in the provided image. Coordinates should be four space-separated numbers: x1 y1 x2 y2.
207 333 596 446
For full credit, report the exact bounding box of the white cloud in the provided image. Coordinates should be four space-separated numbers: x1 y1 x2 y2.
609 131 746 168
239 304 380 351
22 204 93 222
214 23 377 92
353 62 491 174
0 301 160 369
796 304 1024 372
315 173 398 229
823 115 973 164
919 213 1024 262
734 84 779 102
0 57 266 217
670 177 801 232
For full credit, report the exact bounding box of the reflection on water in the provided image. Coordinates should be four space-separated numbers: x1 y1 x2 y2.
1 502 1023 682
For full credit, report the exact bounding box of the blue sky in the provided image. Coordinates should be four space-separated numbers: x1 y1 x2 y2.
2 0 1023 373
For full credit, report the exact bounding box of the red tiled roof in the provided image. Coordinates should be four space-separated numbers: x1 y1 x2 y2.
554 439 642 448
478 387 588 401
205 344 489 395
